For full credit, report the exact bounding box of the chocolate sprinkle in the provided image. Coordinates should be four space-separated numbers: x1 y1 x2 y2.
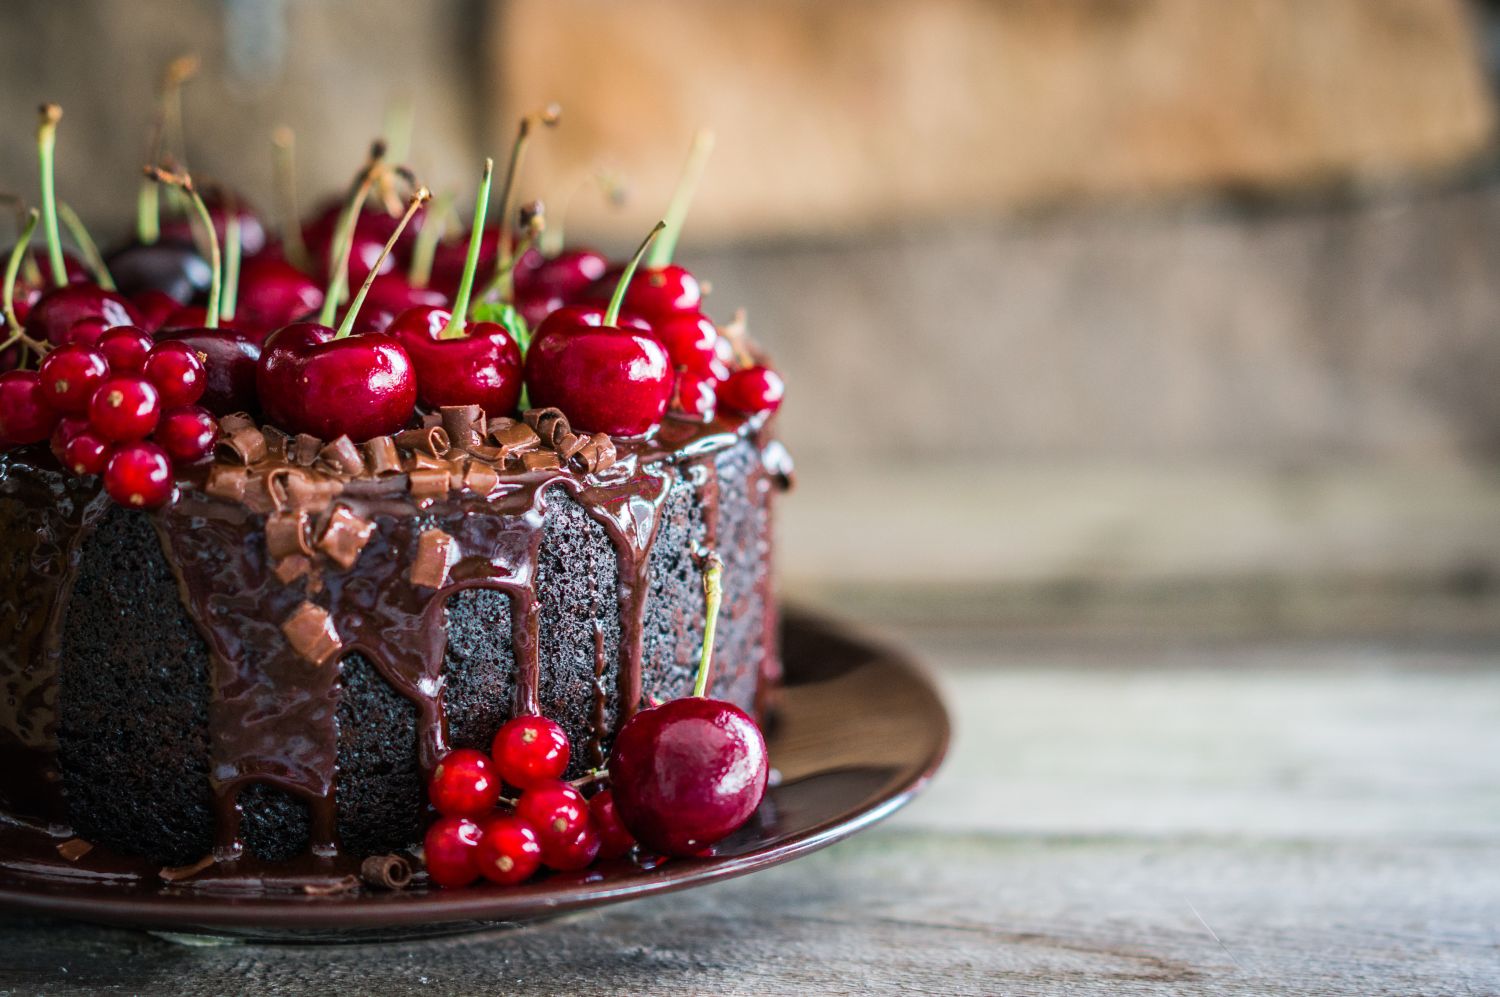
360 853 414 891
316 507 375 569
410 529 457 588
281 601 342 665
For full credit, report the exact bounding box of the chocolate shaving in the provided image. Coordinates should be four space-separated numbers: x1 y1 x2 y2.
360 854 414 891
218 412 255 435
302 875 361 896
160 854 216 882
293 433 323 466
361 436 402 476
216 427 267 465
554 432 588 462
491 421 540 455
395 425 450 457
319 435 364 476
521 450 562 472
408 467 451 499
281 601 342 665
261 425 291 461
461 461 499 494
204 465 249 501
440 404 485 450
316 506 375 569
524 407 570 448
466 443 505 462
486 415 518 437
273 554 312 585
410 529 457 588
421 410 445 430
573 432 618 474
265 510 313 559
56 838 93 861
406 451 446 471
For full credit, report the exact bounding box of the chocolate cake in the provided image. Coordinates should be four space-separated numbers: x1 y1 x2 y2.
0 405 791 874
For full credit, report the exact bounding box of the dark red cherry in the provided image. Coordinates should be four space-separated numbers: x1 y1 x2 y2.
521 247 608 300
154 405 216 463
428 228 499 298
365 273 448 316
106 241 212 302
235 256 323 333
524 305 671 437
2 249 88 290
540 824 601 872
670 366 718 423
98 326 154 374
0 370 60 445
720 366 785 416
423 815 483 889
102 441 174 508
515 780 589 846
585 264 701 323
62 429 112 477
426 748 502 819
654 313 726 378
491 715 570 790
608 695 769 856
158 190 267 258
37 344 109 416
143 342 207 408
515 286 566 329
154 327 262 415
88 375 161 442
390 307 522 416
473 814 543 886
257 322 417 442
302 200 421 284
23 284 141 348
588 789 636 859
131 290 181 333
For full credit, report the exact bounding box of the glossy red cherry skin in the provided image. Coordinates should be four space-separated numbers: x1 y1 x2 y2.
0 370 60 446
540 824 601 872
88 376 161 442
423 815 483 889
258 322 418 442
98 326 154 374
103 441 174 508
585 264 700 323
516 781 590 845
588 789 636 859
670 366 718 423
491 715 571 790
130 290 182 333
154 327 262 416
143 342 207 408
654 313 724 377
389 306 523 416
106 242 212 302
473 814 543 886
608 696 769 857
159 190 267 258
426 748 502 819
235 257 324 333
515 286 567 330
62 430 112 477
521 247 609 300
37 344 109 416
720 366 785 416
24 285 141 348
303 201 423 283
155 406 217 463
524 306 672 438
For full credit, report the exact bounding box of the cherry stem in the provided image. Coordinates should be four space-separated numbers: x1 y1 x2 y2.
160 55 198 173
136 180 160 246
691 554 724 698
272 126 311 273
541 166 626 258
145 166 221 329
604 220 666 327
646 129 714 269
57 202 115 291
318 143 387 327
3 210 39 335
476 208 545 304
335 187 431 339
489 105 560 303
439 158 494 340
406 189 454 289
35 104 67 289
221 209 242 322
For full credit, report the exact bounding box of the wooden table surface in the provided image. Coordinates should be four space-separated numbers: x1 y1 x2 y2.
2 623 1497 995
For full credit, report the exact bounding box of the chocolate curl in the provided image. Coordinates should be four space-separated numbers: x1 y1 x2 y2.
405 450 446 471
395 425 451 457
408 467 451 500
410 529 457 588
218 412 255 435
281 601 342 665
360 854 414 891
421 410 445 430
292 432 323 466
440 404 485 450
460 460 499 494
465 443 505 462
56 838 93 861
205 465 249 501
302 875 361 896
319 435 364 476
573 432 618 475
281 467 342 511
316 506 376 569
265 510 313 559
159 854 216 882
524 406 570 448
520 450 562 472
554 431 588 462
361 436 402 476
260 425 291 461
273 554 311 585
490 420 541 456
215 427 267 465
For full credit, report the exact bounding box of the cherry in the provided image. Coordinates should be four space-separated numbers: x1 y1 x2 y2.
608 556 769 856
0 370 59 445
588 789 636 859
98 326 154 374
143 342 207 408
515 780 589 847
524 223 674 438
491 713 571 790
720 366 785 416
102 441 174 508
670 366 718 423
654 312 723 376
520 247 608 301
130 290 181 333
423 815 483 888
155 327 261 415
106 242 212 302
88 376 161 442
23 285 141 348
235 256 323 334
158 189 267 258
154 405 216 463
540 824 601 872
62 429 112 477
473 814 543 886
426 748 501 819
37 343 108 415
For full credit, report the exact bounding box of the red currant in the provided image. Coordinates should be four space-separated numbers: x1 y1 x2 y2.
515 780 589 846
491 715 571 790
0 370 60 446
588 789 636 859
541 824 601 872
49 415 89 464
473 814 543 886
155 406 217 463
423 815 483 889
87 376 161 442
97 326 154 374
426 748 502 818
62 430 112 477
719 366 784 416
143 343 207 408
37 344 110 416
103 441 173 508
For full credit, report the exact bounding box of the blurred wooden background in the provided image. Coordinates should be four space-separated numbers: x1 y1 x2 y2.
2 0 1499 632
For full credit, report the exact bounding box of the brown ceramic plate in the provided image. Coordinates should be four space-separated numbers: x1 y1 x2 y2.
0 611 948 942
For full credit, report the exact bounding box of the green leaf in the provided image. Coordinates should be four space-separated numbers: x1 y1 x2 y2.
471 300 531 358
